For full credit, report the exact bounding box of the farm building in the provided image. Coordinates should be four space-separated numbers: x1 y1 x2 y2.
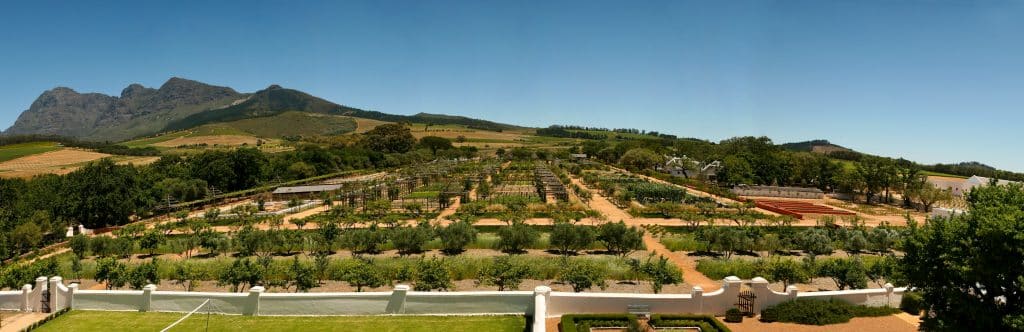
659 155 720 180
732 185 824 199
927 175 1020 197
272 184 343 200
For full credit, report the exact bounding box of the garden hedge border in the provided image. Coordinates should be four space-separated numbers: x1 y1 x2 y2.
650 314 732 332
559 314 640 332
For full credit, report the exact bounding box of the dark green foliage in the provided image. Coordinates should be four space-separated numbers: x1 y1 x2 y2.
902 184 1024 331
361 123 416 153
476 256 533 291
761 299 899 325
496 222 539 254
549 222 596 256
413 257 452 291
436 221 477 254
558 259 607 292
336 258 389 292
724 308 744 322
597 221 645 256
639 255 683 294
818 258 868 290
342 225 389 254
899 291 924 315
391 222 433 255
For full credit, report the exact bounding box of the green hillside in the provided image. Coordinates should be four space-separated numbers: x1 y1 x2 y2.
223 111 357 137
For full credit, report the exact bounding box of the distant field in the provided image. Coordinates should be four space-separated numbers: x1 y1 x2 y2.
0 141 62 162
35 311 526 332
0 148 109 178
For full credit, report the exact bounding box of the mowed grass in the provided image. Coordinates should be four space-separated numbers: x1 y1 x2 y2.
0 141 61 162
37 311 527 332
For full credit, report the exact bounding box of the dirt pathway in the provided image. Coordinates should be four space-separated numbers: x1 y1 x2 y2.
570 175 721 291
0 312 49 332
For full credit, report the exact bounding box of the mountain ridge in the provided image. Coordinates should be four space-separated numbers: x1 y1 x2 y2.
4 77 521 142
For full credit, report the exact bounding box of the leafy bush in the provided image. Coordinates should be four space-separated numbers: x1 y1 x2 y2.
899 291 924 314
496 223 539 253
436 221 477 254
597 221 645 256
762 299 899 325
724 308 744 322
696 259 764 280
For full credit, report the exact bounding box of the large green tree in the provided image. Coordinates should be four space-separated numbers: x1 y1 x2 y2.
902 184 1024 331
361 123 416 153
62 159 148 228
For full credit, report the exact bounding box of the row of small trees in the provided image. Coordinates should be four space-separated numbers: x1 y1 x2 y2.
67 221 649 259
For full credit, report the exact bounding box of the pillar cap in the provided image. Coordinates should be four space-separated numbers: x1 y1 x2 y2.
724 276 741 282
249 286 265 293
691 285 703 292
35 277 48 282
534 286 552 294
143 284 158 291
750 277 769 284
786 285 799 293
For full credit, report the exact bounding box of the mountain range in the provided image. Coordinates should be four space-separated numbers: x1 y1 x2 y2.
3 77 519 142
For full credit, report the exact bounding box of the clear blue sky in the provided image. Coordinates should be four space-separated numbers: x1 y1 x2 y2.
2 1 1022 171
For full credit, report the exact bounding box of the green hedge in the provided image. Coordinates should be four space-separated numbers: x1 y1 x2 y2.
650 314 731 332
760 299 900 325
559 314 640 332
899 291 923 314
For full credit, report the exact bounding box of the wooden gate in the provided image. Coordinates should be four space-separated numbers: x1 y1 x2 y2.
736 290 756 315
40 287 52 313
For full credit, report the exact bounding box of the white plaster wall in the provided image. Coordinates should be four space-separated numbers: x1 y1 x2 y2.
150 292 250 314
74 290 144 311
403 291 533 315
0 291 22 310
260 292 391 316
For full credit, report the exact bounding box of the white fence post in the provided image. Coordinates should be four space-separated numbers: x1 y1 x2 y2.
32 277 47 313
691 286 704 314
48 276 62 311
67 283 78 310
386 285 410 314
141 284 157 312
244 286 265 316
532 286 551 332
20 284 32 312
884 283 894 307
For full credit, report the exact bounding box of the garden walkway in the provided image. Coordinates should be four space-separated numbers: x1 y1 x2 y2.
569 175 721 291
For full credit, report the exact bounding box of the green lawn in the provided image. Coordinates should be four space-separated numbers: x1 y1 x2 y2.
0 141 61 162
37 311 526 332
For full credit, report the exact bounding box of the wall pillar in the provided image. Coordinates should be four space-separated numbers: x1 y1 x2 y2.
244 286 264 316
691 286 704 314
884 283 894 307
749 277 770 314
386 285 410 314
20 284 32 312
140 284 157 312
67 283 79 310
32 277 47 313
48 277 63 311
532 286 551 332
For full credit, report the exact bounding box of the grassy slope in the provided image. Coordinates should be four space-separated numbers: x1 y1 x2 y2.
36 311 526 332
223 111 357 137
0 141 61 162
